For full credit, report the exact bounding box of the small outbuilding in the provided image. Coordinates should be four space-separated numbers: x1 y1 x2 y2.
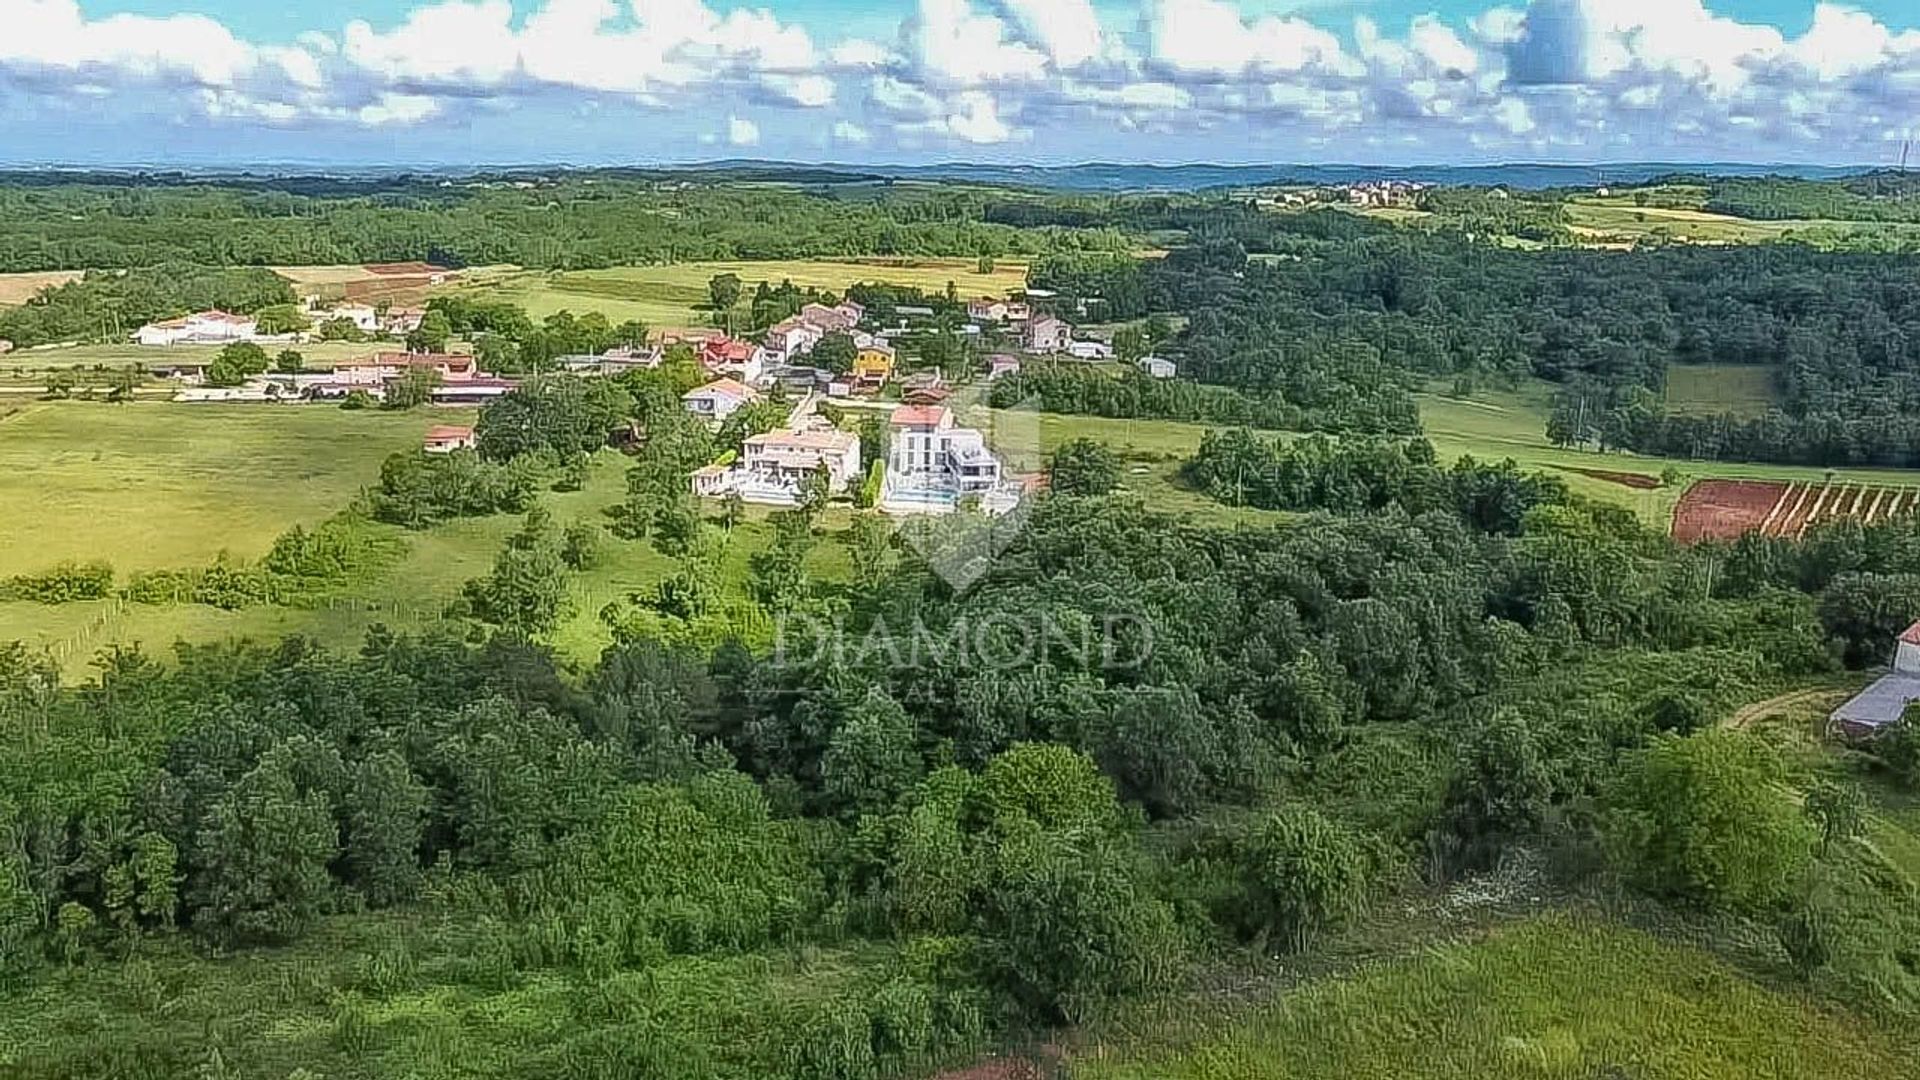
1829 620 1920 740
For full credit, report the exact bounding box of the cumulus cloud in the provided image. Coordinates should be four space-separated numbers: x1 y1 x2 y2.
3 0 1920 160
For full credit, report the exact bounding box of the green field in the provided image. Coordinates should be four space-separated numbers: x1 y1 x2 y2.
1565 198 1920 248
0 404 847 672
1074 916 1918 1080
445 258 1029 331
0 402 463 577
1664 363 1782 417
0 340 390 371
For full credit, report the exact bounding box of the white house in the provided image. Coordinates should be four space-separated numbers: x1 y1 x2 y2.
1140 356 1177 379
766 318 825 362
742 428 862 494
1066 341 1113 361
881 405 1012 516
135 310 258 347
682 378 761 424
1023 316 1072 354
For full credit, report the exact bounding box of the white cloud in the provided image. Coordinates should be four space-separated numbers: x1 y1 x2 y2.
1144 0 1354 78
997 0 1102 69
906 0 1048 85
2 0 1920 161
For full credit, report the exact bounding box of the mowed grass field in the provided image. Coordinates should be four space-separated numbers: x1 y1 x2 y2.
1665 363 1781 417
0 340 388 371
445 258 1028 331
0 402 461 576
1074 916 1919 1080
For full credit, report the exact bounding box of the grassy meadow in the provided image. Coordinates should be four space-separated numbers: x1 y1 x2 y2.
0 339 393 372
1073 916 1919 1080
1664 363 1782 417
0 405 846 673
1564 196 1920 248
444 258 1028 332
0 402 461 577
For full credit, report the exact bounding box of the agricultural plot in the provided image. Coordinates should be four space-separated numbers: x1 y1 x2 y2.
0 270 83 306
273 262 455 306
1673 478 1920 543
443 258 1028 331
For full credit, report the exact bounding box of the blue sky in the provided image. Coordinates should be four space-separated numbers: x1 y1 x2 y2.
4 0 1919 166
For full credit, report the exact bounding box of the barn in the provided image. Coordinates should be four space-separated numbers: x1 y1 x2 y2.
1829 621 1920 740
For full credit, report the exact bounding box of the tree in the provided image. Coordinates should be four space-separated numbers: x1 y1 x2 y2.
561 521 604 571
821 688 923 818
206 342 269 387
252 304 309 336
977 255 996 275
319 317 368 342
189 745 339 947
342 751 429 908
1048 438 1121 497
406 309 453 353
274 349 305 374
811 332 858 375
383 366 442 410
462 510 575 637
1113 325 1148 363
1434 709 1554 872
708 273 743 314
1606 730 1816 915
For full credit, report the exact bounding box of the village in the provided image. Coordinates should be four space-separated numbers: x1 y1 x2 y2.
123 288 1175 519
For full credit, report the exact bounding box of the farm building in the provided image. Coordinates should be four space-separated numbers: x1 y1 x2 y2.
1829 621 1920 740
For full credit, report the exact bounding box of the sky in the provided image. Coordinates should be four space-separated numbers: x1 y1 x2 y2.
2 0 1919 167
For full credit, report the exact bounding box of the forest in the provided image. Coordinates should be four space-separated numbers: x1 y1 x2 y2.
0 177 1138 273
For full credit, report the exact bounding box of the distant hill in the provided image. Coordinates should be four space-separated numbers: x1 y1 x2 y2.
0 160 1878 194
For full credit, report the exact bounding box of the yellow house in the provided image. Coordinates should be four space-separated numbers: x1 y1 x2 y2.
853 344 895 390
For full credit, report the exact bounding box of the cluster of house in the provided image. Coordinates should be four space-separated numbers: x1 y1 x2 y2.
133 304 427 349
685 393 1016 517
174 351 516 406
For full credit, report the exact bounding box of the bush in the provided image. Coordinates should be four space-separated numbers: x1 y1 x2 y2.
1216 805 1395 952
5 562 115 604
1605 731 1816 915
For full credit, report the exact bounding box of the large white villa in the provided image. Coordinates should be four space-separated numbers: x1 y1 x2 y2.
879 405 1019 516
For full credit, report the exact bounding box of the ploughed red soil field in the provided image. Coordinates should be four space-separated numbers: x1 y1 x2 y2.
1673 478 1920 543
1562 466 1661 490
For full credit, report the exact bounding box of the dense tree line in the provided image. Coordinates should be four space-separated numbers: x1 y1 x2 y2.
1705 172 1920 224
0 178 1136 273
1183 432 1567 534
989 361 1419 436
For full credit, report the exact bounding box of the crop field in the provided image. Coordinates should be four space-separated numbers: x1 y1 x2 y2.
272 262 455 305
1074 916 1919 1080
444 258 1028 331
1673 479 1920 543
1664 363 1781 417
0 402 462 577
0 269 83 306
